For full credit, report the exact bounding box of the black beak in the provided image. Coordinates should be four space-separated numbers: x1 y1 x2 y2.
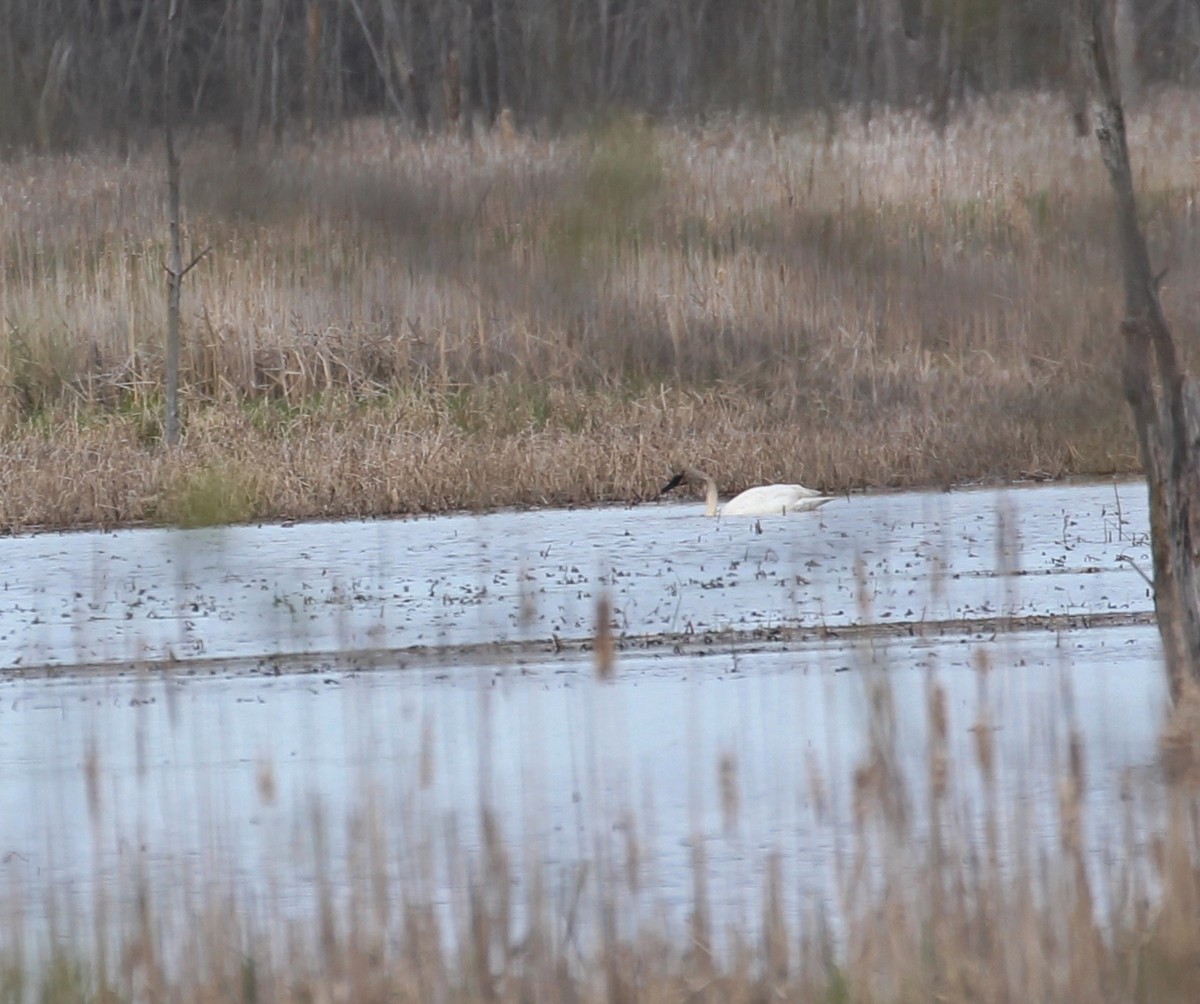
660 472 685 495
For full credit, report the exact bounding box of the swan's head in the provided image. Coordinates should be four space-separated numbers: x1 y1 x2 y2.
660 468 714 496
660 471 688 495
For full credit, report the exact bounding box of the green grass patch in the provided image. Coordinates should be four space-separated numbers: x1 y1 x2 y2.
164 462 257 528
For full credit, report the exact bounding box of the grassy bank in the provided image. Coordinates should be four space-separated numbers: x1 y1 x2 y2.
8 91 1200 529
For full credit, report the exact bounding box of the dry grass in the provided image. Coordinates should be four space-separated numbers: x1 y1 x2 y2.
8 90 1200 528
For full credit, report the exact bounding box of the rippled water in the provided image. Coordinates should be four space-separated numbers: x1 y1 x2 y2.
0 478 1171 951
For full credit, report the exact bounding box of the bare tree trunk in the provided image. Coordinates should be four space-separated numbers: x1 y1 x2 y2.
1077 0 1200 700
35 37 72 152
1113 0 1139 104
925 0 953 134
163 0 208 449
345 0 406 118
304 1 320 136
1066 7 1092 135
244 0 279 142
769 0 790 108
444 45 462 129
854 0 873 122
879 0 904 103
164 1 183 448
995 0 1015 91
606 0 639 107
268 2 286 143
488 0 506 115
1175 0 1200 85
596 0 610 101
331 0 346 121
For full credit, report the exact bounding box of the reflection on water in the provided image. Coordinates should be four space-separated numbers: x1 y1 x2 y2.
0 478 1171 954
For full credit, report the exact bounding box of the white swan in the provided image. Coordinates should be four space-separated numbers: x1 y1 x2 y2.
660 468 835 517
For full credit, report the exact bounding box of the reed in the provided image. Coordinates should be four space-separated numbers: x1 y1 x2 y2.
7 91 1200 528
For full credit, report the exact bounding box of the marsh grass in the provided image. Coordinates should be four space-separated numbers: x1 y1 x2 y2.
164 463 256 529
6 91 1200 528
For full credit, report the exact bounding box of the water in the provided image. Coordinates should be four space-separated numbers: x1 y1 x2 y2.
4 477 1154 671
0 478 1171 954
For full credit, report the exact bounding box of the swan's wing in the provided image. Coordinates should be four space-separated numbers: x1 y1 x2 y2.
723 484 835 516
720 486 769 515
782 495 836 513
721 485 794 515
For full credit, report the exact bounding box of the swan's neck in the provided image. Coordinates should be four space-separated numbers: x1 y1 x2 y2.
703 476 718 517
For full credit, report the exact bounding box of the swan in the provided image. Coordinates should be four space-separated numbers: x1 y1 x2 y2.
660 468 835 517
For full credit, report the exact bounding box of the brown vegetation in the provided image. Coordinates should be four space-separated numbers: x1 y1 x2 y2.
9 91 1200 530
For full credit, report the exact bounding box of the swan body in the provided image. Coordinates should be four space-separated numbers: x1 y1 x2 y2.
661 468 835 517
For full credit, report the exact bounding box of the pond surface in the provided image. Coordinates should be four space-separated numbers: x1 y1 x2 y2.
0 478 1172 954
4 477 1156 671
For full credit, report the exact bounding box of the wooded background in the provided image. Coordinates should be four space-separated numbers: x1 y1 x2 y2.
0 0 1185 150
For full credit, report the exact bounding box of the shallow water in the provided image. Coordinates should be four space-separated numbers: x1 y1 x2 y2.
0 478 1172 953
5 477 1155 672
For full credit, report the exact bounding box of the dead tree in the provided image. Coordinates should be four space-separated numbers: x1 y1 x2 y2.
1077 0 1200 700
163 0 207 447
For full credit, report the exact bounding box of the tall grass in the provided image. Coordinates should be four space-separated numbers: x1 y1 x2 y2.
7 91 1200 528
